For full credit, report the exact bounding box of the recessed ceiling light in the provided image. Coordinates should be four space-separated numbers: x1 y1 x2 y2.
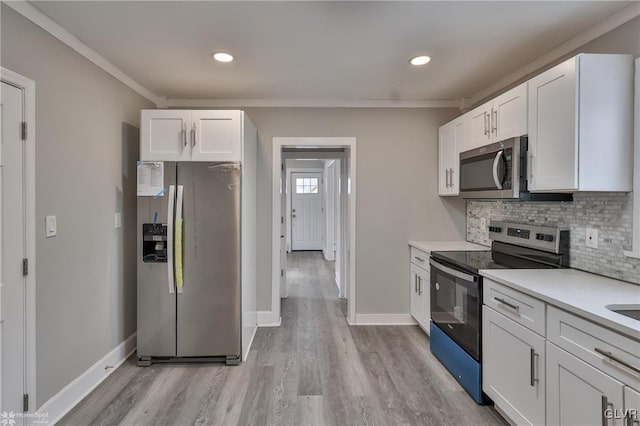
213 52 234 63
410 55 431 66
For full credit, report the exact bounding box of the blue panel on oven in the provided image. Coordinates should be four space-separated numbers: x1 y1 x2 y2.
430 321 485 404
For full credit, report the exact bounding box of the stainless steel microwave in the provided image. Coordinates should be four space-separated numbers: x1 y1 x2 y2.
459 137 522 199
459 137 572 201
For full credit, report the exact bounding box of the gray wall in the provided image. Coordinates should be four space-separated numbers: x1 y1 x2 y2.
1 6 154 406
243 108 466 314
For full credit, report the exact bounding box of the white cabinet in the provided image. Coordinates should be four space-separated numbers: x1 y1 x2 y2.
527 54 634 192
410 249 430 333
624 387 640 425
438 117 465 196
140 110 192 162
547 341 625 426
466 83 528 151
483 306 545 426
141 110 243 162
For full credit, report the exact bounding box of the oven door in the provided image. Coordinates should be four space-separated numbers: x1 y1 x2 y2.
430 258 482 361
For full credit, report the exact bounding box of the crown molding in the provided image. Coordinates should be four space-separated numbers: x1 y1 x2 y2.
467 1 640 107
166 98 459 109
3 0 163 106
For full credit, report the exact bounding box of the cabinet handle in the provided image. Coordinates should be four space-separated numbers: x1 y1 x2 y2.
602 395 614 426
530 348 539 387
414 274 418 293
414 256 425 262
484 112 489 136
191 122 197 147
418 276 422 295
445 169 450 188
449 169 454 188
527 152 534 182
491 108 498 134
494 297 520 314
594 347 640 375
182 123 187 147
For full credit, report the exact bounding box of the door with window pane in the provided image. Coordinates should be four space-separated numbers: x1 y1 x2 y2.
291 172 323 251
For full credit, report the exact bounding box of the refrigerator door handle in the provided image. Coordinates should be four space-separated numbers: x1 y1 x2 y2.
167 185 176 294
175 185 185 294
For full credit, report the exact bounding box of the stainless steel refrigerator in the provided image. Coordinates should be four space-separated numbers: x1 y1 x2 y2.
137 161 241 366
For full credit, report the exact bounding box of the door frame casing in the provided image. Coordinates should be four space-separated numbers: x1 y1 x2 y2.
272 137 356 325
286 167 324 253
1 67 37 411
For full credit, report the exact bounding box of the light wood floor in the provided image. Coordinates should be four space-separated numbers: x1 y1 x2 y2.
60 251 505 426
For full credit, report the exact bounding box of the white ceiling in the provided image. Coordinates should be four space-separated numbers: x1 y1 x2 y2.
28 1 633 104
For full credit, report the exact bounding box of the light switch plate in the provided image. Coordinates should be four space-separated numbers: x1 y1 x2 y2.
45 215 57 238
586 228 598 249
114 212 122 229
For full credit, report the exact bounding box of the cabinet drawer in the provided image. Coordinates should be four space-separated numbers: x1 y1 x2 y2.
548 306 640 391
483 279 546 336
410 247 429 270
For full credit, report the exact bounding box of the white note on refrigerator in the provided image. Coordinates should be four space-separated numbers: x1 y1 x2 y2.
137 161 165 196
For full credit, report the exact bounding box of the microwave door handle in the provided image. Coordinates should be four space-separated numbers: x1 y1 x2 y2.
429 258 478 282
492 150 504 190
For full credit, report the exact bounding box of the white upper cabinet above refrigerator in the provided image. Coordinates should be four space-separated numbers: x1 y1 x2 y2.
141 110 192 162
141 109 243 162
466 83 528 151
528 54 634 192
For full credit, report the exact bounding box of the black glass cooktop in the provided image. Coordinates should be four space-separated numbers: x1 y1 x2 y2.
431 250 559 274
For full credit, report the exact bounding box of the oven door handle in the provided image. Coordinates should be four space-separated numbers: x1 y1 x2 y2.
429 258 478 282
492 150 504 190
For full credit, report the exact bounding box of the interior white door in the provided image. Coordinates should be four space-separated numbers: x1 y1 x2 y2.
1 81 26 424
280 162 287 298
291 172 323 251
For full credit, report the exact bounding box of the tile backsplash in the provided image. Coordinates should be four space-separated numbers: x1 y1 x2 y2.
466 193 640 284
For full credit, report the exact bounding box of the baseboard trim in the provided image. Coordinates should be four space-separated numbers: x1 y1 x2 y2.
353 314 417 326
257 311 282 327
242 326 258 361
37 332 137 425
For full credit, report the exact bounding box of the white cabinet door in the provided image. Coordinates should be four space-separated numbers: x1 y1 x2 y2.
409 264 429 332
438 123 455 196
191 110 242 162
483 306 545 426
528 57 578 191
547 341 625 426
625 387 640 425
494 83 528 142
141 110 191 161
410 264 423 324
468 101 492 150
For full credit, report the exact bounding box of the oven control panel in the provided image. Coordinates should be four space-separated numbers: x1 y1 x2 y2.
489 221 568 254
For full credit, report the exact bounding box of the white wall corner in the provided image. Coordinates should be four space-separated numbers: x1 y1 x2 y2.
257 311 282 327
3 1 162 106
468 2 640 107
353 314 418 326
36 333 137 425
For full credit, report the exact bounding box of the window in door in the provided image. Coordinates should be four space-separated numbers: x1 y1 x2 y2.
296 177 319 194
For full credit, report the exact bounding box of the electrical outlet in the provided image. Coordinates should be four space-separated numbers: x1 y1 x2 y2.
586 228 598 249
114 212 122 229
480 218 487 230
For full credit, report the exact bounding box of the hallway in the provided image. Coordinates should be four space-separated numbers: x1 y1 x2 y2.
60 252 503 425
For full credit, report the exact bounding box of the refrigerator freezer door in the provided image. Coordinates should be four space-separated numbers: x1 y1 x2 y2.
137 162 177 357
177 162 241 357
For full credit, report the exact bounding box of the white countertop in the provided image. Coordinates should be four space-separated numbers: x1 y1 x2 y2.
481 268 640 341
408 240 489 253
